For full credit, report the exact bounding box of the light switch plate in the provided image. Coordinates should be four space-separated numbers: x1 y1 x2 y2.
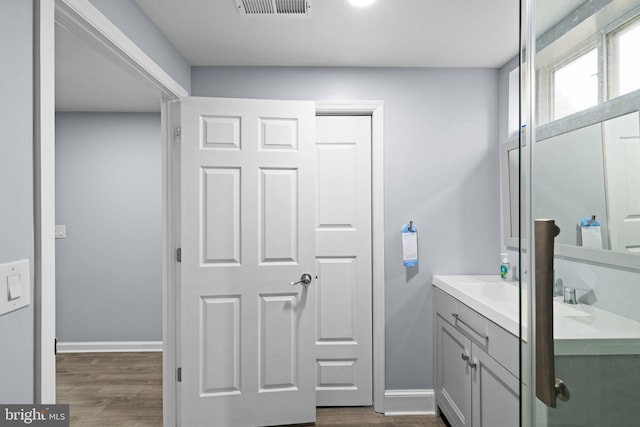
0 259 30 316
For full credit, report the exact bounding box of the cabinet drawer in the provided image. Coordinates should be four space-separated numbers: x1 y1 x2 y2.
435 288 489 346
434 287 519 377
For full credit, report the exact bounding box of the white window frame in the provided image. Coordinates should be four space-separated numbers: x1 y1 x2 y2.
607 12 640 99
537 36 602 125
537 7 640 126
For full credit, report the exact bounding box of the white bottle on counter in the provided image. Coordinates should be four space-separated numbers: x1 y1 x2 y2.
500 253 510 280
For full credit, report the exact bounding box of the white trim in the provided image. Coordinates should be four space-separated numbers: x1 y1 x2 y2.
500 137 520 249
162 99 181 427
383 389 436 415
34 0 57 405
54 0 188 99
556 243 640 271
35 0 186 423
57 341 163 353
315 101 385 413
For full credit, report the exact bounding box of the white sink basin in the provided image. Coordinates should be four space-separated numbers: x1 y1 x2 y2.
433 275 640 356
553 301 590 318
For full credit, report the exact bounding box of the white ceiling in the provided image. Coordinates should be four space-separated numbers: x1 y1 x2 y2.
55 0 524 112
134 0 520 68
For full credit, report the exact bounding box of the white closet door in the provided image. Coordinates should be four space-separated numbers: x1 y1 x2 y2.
315 115 373 406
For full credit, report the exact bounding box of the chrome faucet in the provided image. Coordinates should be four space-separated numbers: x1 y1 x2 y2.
563 287 577 304
554 276 596 305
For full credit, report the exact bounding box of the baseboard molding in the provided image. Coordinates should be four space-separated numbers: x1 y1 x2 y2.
57 341 163 353
384 389 436 415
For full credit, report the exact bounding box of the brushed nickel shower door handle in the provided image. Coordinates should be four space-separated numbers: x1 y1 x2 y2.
535 219 570 407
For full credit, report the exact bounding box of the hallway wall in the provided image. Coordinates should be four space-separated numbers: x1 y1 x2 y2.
55 112 162 343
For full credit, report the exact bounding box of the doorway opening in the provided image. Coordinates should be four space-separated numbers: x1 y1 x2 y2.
51 10 170 425
34 3 185 424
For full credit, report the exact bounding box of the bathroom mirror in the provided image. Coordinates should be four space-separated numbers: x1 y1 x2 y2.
501 111 640 268
501 0 640 269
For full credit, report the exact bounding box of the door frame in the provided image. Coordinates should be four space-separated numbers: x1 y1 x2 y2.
316 102 386 412
35 2 386 425
34 2 187 424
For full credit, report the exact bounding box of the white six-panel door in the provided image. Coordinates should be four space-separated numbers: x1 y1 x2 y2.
603 112 640 253
315 116 373 406
179 97 316 427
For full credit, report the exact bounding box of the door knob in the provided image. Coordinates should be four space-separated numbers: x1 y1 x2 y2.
290 273 313 287
555 378 570 402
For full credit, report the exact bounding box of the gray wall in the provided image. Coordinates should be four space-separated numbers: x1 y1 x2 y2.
192 67 501 389
535 123 609 248
55 113 162 342
0 0 34 403
498 56 519 145
88 0 191 93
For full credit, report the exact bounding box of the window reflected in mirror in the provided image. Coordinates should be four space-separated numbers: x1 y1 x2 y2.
552 48 598 120
609 16 640 98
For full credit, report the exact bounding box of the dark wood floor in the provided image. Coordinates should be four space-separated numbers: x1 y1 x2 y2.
314 407 447 426
57 352 447 426
57 352 163 426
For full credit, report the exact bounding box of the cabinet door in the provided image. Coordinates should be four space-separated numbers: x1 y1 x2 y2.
436 316 472 427
471 344 519 427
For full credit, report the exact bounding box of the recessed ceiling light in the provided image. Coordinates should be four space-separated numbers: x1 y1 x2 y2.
349 0 376 8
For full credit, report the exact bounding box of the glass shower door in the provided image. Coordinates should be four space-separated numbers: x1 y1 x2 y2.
522 0 640 426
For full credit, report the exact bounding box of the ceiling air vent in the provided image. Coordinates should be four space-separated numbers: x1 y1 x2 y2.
234 0 311 15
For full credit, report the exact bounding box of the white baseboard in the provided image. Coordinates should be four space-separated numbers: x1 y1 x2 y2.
57 341 163 353
384 389 436 415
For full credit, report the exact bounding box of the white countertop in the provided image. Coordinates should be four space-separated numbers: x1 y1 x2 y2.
432 275 520 335
433 275 640 356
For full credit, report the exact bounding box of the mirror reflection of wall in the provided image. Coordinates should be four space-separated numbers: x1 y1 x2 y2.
535 123 609 249
530 111 640 254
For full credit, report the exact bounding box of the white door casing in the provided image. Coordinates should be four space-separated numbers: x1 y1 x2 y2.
179 97 316 426
603 112 640 253
315 116 373 406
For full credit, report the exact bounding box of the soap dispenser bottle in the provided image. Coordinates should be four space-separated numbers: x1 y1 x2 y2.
500 253 510 280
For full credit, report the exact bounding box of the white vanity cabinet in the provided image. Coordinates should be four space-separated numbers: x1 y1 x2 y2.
434 286 519 427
